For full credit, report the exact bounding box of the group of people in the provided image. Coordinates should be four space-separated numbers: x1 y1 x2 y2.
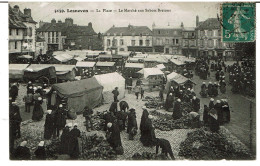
200 82 222 98
203 98 231 133
195 58 210 80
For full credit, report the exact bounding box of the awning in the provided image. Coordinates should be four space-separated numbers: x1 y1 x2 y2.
156 64 165 70
125 63 144 68
138 68 164 79
76 61 96 68
98 54 112 59
96 61 115 67
167 71 195 85
170 59 186 66
18 55 33 59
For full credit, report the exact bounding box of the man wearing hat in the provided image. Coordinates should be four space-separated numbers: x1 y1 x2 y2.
34 141 46 160
23 90 34 113
13 141 30 160
10 83 19 102
112 87 120 102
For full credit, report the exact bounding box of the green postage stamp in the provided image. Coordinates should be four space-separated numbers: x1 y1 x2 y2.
222 2 255 42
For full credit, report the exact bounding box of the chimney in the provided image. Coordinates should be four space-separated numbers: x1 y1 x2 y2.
65 18 73 26
196 15 199 27
51 18 56 24
24 8 31 17
13 5 19 13
88 22 92 28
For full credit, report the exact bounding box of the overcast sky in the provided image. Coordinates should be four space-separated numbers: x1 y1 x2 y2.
10 2 220 33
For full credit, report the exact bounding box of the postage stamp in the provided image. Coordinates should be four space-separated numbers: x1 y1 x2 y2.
222 2 255 42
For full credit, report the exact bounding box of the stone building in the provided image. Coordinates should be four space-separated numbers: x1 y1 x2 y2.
103 25 153 52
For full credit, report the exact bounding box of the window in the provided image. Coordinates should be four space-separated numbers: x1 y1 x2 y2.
158 30 161 34
16 29 19 35
191 32 195 37
208 30 212 37
176 39 179 44
120 39 124 45
200 30 204 37
156 38 160 45
48 38 51 43
166 39 169 44
217 30 220 36
14 41 17 49
131 40 135 46
48 32 51 37
172 39 175 45
120 48 125 51
145 40 150 46
56 32 59 37
107 39 111 46
139 40 143 46
190 40 195 46
184 32 188 38
184 40 188 47
208 39 213 48
56 38 59 43
29 27 32 37
139 33 142 37
112 39 117 46
200 39 204 47
9 29 12 36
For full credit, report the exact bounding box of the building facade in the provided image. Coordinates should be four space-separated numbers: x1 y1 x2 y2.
196 18 235 58
182 27 197 57
104 25 153 52
37 18 102 51
152 23 183 54
35 35 46 56
9 5 37 61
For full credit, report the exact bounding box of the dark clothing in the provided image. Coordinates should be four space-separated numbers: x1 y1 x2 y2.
32 101 44 121
68 128 81 159
44 114 54 139
215 103 223 125
10 85 19 102
107 123 122 150
112 89 119 102
103 112 116 131
156 138 175 160
141 118 157 147
115 111 127 131
34 146 46 160
203 107 210 125
127 111 138 140
13 146 30 160
172 102 182 120
165 95 174 111
109 102 118 114
60 127 70 154
208 115 220 132
10 105 22 139
119 101 129 112
83 108 94 130
209 101 215 110
159 89 164 101
55 108 66 132
141 89 144 99
222 103 230 123
140 109 149 143
192 98 200 112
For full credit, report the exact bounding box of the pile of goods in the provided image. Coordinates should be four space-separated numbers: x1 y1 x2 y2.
150 110 191 131
180 102 193 114
144 96 164 109
92 111 105 131
132 152 170 160
80 133 117 160
45 140 61 160
178 128 254 160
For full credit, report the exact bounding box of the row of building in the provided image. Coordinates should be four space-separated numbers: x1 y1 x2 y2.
9 4 235 61
104 16 235 58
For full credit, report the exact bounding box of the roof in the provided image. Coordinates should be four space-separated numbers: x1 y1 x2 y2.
153 26 182 30
196 18 220 30
53 54 74 62
25 64 55 72
17 55 33 59
52 77 103 97
183 27 195 31
156 64 165 70
138 68 164 79
9 64 30 79
99 54 112 59
96 61 115 67
105 25 152 36
76 61 96 68
9 6 27 29
94 72 125 86
9 5 36 24
125 63 144 68
170 59 186 66
167 72 195 85
9 64 29 71
144 57 168 63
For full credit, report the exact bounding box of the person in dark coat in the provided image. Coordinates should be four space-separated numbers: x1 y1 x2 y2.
208 109 220 133
212 83 219 97
222 99 231 123
60 123 71 154
127 108 138 140
119 101 129 112
200 82 207 97
172 99 182 120
112 87 119 102
54 104 67 138
106 122 122 150
103 111 116 131
34 141 46 160
68 124 81 159
10 102 22 139
32 97 44 121
215 100 223 125
83 106 94 132
165 93 174 111
159 88 164 102
220 80 226 94
142 115 157 147
115 109 127 131
13 141 30 160
10 83 19 102
140 107 149 143
140 87 144 99
209 98 215 110
155 138 175 160
109 102 118 115
208 82 213 96
44 110 54 139
191 96 200 112
203 105 210 125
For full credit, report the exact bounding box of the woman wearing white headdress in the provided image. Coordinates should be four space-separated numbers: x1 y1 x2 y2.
13 141 30 160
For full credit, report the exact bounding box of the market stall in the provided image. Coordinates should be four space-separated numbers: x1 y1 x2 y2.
9 64 30 80
94 72 125 103
76 61 96 76
138 68 164 90
95 61 116 74
123 63 144 78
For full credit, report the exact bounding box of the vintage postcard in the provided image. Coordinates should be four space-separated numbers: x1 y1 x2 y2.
8 1 256 161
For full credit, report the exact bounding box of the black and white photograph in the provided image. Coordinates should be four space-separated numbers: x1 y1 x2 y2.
7 1 256 161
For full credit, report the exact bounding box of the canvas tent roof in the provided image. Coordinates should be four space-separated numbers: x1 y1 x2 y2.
156 64 165 70
53 54 74 62
96 61 115 67
17 55 33 59
125 63 144 68
167 72 195 85
25 64 55 72
9 64 29 79
52 77 102 98
138 68 164 79
99 54 112 59
76 61 96 68
170 59 186 66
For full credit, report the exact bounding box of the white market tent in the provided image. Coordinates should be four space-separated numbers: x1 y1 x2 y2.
170 59 186 66
9 64 30 79
76 61 96 68
53 54 74 63
125 63 144 69
138 68 164 79
156 64 166 70
94 72 125 103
